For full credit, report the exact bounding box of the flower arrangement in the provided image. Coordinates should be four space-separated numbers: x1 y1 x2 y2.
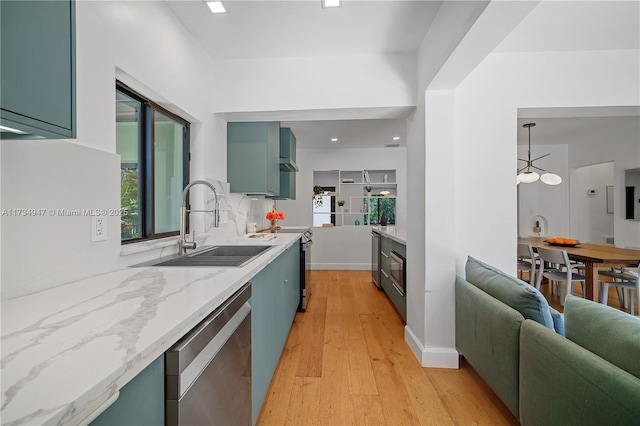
266 209 285 222
266 205 285 232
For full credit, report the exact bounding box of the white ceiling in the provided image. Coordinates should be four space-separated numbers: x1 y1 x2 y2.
164 0 443 60
164 0 448 149
165 1 640 149
281 118 407 149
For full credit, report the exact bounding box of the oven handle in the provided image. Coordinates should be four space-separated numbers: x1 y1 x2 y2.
391 280 405 296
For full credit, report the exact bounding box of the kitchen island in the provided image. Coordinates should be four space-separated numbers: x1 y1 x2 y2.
372 226 407 322
1 233 301 426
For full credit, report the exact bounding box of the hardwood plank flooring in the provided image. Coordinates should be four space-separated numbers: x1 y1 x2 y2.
257 271 518 426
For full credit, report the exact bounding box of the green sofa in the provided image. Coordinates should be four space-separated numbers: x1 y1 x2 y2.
456 256 564 418
456 256 640 425
520 295 640 425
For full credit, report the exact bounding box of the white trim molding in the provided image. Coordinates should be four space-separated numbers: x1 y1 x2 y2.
405 325 459 369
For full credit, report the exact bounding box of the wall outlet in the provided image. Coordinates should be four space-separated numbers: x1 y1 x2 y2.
219 210 229 224
91 216 107 242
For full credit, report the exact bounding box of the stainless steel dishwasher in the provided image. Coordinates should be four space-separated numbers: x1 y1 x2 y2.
166 283 252 426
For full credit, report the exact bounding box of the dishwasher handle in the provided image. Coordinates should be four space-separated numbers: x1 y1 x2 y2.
165 283 251 394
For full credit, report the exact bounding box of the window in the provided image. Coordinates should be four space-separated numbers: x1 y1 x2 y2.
116 82 190 243
369 196 396 225
312 186 336 226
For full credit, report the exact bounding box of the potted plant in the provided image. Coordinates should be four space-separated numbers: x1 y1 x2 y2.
313 185 324 208
337 199 345 212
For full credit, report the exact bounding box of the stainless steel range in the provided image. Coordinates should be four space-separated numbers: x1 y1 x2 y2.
276 227 312 311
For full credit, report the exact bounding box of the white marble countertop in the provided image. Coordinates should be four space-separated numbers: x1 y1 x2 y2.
1 233 301 426
371 225 406 245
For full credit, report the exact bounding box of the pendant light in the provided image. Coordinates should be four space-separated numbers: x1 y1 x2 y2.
517 123 562 185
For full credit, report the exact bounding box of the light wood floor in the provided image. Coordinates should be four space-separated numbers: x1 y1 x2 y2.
257 270 518 426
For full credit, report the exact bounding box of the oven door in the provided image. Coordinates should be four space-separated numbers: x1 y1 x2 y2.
389 251 405 296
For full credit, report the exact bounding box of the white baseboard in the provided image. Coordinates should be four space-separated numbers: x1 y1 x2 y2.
404 325 459 369
311 263 371 270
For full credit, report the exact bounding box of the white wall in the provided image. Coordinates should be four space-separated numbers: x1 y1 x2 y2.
517 144 569 237
277 147 407 269
211 54 417 114
517 116 640 248
451 48 638 272
569 162 614 244
415 47 638 366
1 1 238 299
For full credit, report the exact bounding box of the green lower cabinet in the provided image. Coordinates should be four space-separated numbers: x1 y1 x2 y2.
90 354 164 426
250 242 300 424
379 236 406 323
91 242 300 426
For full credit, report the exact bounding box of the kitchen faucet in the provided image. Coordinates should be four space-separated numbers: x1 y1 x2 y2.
179 180 219 254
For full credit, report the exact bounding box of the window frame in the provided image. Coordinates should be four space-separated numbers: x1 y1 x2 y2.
116 81 190 244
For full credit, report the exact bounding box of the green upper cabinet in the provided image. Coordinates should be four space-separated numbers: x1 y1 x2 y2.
1 0 76 139
227 122 281 196
270 127 298 200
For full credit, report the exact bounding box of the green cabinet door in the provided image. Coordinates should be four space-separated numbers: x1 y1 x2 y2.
1 0 76 139
379 236 406 322
90 355 164 426
227 122 281 196
271 128 298 200
251 242 300 424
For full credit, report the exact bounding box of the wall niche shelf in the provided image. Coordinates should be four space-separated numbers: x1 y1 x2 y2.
313 169 397 227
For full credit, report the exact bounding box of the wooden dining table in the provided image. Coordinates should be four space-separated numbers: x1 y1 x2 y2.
519 237 640 302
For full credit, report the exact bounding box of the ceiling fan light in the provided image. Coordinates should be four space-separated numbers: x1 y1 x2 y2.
517 171 539 183
541 172 562 185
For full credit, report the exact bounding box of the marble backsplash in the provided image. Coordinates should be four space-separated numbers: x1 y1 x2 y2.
199 177 278 244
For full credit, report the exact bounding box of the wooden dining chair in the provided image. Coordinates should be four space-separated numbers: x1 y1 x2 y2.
517 243 537 285
599 266 640 316
536 247 587 305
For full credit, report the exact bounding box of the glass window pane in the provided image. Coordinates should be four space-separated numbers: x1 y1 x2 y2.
380 198 396 224
154 110 185 234
313 194 332 226
116 91 142 241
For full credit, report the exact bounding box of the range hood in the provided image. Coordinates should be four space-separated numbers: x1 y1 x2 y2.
280 157 299 172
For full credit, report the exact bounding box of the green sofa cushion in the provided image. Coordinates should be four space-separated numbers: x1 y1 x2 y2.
520 319 640 425
564 295 640 379
465 256 557 332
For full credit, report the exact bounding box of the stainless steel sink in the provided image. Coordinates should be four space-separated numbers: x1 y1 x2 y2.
134 245 274 268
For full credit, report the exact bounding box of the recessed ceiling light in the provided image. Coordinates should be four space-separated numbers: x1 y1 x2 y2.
206 1 227 14
393 136 400 140
331 138 338 143
322 0 341 8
